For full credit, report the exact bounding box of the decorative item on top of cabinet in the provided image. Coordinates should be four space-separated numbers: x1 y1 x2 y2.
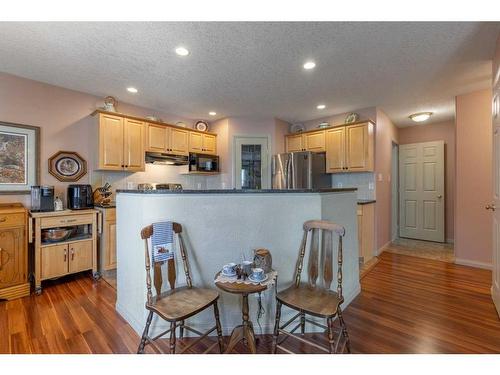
30 209 99 295
96 206 116 272
195 120 209 132
48 151 87 182
0 203 29 300
326 121 374 173
102 96 117 112
345 112 359 124
285 130 325 152
92 111 145 172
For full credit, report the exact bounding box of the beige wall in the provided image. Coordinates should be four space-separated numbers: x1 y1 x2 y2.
398 121 455 242
455 89 493 266
0 72 205 206
375 108 399 251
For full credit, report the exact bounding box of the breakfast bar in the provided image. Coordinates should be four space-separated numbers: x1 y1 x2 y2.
115 188 360 338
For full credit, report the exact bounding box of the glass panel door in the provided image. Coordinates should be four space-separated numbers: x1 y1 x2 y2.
234 137 270 190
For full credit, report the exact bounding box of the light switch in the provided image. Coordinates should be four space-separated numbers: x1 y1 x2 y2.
378 173 383 182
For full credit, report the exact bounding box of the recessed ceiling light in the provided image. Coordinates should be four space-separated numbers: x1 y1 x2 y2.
175 46 189 56
317 104 326 110
127 87 138 93
409 112 433 122
209 111 217 116
303 61 316 70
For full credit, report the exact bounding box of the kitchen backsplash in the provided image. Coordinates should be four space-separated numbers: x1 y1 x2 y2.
331 172 375 200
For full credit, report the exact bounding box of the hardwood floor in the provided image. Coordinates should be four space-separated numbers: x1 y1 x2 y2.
1 252 499 354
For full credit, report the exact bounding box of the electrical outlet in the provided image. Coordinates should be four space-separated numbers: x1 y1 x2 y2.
337 182 343 188
368 182 374 190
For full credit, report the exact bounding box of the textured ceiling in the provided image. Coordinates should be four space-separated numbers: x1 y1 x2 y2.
0 22 498 127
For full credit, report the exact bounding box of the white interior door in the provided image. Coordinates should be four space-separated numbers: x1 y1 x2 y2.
491 81 500 316
233 136 270 190
399 141 445 242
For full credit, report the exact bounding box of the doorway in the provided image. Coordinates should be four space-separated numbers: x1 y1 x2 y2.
233 136 270 189
391 142 399 241
399 141 445 242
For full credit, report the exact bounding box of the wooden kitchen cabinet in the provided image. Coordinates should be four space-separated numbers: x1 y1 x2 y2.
189 132 217 155
31 209 99 294
95 112 145 172
285 130 325 153
96 207 116 271
0 203 29 300
357 202 375 264
326 121 374 173
146 124 189 156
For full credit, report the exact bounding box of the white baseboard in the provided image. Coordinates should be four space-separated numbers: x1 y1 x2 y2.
454 258 492 270
492 286 500 319
376 241 392 256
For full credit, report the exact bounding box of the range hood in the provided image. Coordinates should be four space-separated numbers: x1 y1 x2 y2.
145 152 189 165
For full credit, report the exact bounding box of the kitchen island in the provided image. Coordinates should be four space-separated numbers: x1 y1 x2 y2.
115 188 360 337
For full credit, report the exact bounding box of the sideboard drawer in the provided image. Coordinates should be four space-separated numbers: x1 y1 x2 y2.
0 213 25 228
40 214 94 228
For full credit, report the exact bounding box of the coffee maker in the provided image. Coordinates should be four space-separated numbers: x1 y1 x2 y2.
31 186 55 212
67 184 94 210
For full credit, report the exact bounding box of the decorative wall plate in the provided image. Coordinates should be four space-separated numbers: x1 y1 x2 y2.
345 112 359 124
48 151 87 182
175 121 187 128
290 123 305 133
195 120 209 132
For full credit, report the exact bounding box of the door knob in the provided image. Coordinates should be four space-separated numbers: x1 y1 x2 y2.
486 204 496 211
437 195 443 199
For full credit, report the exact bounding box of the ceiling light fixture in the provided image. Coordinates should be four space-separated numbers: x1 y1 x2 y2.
303 61 316 70
175 46 189 56
317 104 326 110
127 87 138 93
209 111 217 116
409 112 433 122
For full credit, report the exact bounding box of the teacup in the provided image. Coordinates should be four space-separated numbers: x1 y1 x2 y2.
241 260 253 276
250 267 265 281
222 263 237 275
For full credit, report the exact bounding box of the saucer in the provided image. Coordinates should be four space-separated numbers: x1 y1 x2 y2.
221 271 237 278
248 274 268 283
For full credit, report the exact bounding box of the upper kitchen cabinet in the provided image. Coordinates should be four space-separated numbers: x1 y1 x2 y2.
146 123 189 155
189 132 217 155
285 130 325 152
326 121 374 173
95 112 145 172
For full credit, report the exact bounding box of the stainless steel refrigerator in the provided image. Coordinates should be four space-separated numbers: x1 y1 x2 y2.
271 151 331 189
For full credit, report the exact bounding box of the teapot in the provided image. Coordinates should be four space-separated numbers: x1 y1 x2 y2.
253 248 272 273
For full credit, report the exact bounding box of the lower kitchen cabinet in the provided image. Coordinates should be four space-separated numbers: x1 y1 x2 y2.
0 203 29 300
357 202 375 264
96 207 116 271
31 209 99 294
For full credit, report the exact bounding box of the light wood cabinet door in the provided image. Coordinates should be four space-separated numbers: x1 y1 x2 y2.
69 240 93 274
304 131 325 152
0 227 25 289
169 128 189 155
146 124 167 152
345 123 372 172
124 119 145 171
99 114 124 170
326 127 345 173
107 222 117 268
358 203 375 264
202 134 217 155
286 134 304 152
41 244 68 279
189 132 203 153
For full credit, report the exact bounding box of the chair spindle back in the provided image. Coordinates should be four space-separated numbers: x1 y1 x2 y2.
140 222 193 305
293 220 345 298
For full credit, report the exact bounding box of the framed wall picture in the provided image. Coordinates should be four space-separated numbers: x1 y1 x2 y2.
0 121 40 194
48 151 87 182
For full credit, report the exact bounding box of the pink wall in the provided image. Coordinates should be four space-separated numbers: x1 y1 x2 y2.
0 72 199 206
375 108 399 250
302 107 377 131
398 121 455 242
455 89 493 265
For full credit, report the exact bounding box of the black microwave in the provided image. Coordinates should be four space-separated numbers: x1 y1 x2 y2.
189 153 219 173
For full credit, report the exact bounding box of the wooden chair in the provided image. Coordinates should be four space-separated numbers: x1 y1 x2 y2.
137 222 224 354
272 220 351 354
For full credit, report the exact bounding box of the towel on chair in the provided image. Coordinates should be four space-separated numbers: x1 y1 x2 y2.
151 221 174 263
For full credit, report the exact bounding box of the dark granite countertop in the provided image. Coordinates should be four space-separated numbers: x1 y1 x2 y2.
357 199 376 205
94 203 116 209
116 188 357 194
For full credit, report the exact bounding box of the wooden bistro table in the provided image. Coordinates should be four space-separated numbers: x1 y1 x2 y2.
215 271 276 354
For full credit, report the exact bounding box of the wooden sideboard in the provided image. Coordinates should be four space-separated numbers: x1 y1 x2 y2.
30 209 99 294
0 203 29 300
285 120 375 173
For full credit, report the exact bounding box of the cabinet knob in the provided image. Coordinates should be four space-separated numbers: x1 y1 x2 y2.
486 204 496 211
64 249 67 262
71 248 74 261
0 217 6 222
